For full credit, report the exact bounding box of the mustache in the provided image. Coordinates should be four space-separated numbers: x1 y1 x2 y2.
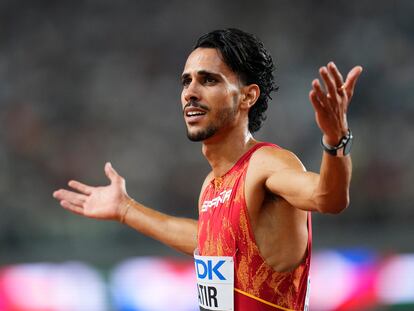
183 100 209 112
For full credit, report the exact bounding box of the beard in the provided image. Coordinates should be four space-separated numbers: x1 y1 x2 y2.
186 124 218 141
186 104 237 142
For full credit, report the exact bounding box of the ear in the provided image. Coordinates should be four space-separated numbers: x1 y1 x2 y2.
240 84 260 110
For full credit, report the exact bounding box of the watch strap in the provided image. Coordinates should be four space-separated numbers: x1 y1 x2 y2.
321 129 353 157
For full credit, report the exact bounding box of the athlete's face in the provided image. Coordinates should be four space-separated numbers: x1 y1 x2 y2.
181 48 243 141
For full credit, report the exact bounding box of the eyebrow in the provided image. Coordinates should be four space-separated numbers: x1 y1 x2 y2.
180 70 222 81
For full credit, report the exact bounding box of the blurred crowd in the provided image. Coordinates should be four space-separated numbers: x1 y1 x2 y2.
0 0 413 266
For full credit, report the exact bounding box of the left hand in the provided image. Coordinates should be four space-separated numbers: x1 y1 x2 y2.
309 62 363 146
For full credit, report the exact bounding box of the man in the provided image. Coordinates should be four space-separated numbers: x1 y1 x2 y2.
53 28 362 310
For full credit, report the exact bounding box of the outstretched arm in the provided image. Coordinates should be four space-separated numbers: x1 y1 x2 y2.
53 162 198 255
265 62 362 214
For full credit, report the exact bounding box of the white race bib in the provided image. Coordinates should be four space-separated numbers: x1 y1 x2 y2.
194 250 234 311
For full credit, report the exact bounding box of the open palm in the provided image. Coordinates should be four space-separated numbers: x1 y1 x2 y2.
309 61 362 145
53 162 128 221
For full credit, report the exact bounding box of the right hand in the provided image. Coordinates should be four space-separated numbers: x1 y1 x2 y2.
53 162 129 221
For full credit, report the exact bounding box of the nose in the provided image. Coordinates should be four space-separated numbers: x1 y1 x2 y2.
182 80 201 103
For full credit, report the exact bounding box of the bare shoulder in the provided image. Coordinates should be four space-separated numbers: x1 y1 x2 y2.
249 145 306 178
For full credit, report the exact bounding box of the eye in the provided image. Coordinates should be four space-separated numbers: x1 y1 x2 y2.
182 78 191 87
204 76 217 84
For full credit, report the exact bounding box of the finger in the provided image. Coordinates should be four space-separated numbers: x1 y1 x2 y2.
60 200 85 216
312 79 327 106
319 66 337 100
309 90 325 112
53 189 66 200
53 189 87 206
327 61 344 89
104 162 119 183
344 66 363 98
68 180 93 195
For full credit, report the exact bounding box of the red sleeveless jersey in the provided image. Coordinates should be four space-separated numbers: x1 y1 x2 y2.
198 143 312 311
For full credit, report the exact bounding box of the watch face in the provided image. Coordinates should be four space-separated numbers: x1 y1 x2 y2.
344 137 353 155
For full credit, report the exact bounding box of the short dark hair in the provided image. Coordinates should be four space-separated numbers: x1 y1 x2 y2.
194 28 277 133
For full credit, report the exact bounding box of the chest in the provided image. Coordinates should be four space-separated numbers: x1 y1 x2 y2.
198 171 248 255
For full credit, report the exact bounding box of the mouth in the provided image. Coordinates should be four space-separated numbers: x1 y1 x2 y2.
184 107 207 124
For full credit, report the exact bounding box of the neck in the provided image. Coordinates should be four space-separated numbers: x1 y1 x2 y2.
202 127 257 177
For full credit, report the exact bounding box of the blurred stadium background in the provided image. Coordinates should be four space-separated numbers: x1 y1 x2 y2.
0 0 413 310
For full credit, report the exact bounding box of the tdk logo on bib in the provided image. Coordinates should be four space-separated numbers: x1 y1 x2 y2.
195 259 226 280
194 252 234 311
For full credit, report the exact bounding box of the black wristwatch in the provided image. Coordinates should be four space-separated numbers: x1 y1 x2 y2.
321 129 353 157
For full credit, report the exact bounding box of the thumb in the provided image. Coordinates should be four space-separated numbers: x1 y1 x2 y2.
104 162 119 183
344 66 363 99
